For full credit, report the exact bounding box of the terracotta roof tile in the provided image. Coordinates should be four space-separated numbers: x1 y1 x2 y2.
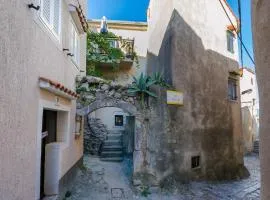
39 77 79 98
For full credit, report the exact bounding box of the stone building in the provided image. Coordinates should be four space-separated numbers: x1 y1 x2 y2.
141 0 247 183
240 68 259 153
0 0 87 199
252 0 270 199
87 20 148 134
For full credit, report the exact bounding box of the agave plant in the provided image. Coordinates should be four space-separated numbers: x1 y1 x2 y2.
151 72 170 88
128 73 157 106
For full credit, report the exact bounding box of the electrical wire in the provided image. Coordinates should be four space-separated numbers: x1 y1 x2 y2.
237 0 244 68
218 0 255 65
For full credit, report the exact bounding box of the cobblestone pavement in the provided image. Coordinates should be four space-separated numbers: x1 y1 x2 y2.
63 154 260 200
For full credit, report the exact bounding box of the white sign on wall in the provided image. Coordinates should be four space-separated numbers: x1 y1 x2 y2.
167 90 184 106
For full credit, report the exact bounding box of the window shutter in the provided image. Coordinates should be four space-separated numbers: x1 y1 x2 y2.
41 0 51 24
53 0 60 35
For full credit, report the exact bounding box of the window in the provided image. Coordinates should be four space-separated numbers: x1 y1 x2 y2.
228 78 237 101
251 78 254 85
40 0 61 38
108 40 119 48
70 22 80 66
115 115 124 126
191 156 200 169
227 30 235 53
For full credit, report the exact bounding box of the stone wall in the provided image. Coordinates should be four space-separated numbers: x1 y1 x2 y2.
144 1 247 183
84 117 108 155
252 0 270 199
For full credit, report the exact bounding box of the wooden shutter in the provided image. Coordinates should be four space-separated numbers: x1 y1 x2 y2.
41 0 51 24
53 0 60 35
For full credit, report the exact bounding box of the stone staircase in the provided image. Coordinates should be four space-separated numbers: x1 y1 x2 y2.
253 140 259 154
100 130 124 162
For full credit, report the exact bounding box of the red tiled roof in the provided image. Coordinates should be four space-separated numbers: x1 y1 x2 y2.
70 3 89 32
39 77 80 98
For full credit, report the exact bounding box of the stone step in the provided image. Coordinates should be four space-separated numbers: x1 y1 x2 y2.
100 157 124 162
107 133 123 140
108 130 125 134
101 151 123 158
104 140 122 146
102 145 123 151
253 141 260 153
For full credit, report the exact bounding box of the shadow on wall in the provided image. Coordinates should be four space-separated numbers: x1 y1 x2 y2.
145 9 249 183
241 106 259 153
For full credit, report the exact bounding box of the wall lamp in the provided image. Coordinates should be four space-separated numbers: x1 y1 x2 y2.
67 53 74 57
28 3 40 11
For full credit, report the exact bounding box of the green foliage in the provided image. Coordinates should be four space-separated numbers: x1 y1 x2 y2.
140 185 151 197
128 72 170 107
86 31 139 76
87 31 124 68
151 72 170 88
86 64 103 77
62 190 72 200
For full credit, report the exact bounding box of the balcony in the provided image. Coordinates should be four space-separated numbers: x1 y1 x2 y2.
96 37 135 68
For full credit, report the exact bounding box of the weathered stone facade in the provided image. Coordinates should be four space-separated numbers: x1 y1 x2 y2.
84 117 108 155
252 0 270 199
78 0 248 187
77 76 149 180
141 0 248 184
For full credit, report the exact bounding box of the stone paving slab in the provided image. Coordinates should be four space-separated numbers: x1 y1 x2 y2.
61 154 260 200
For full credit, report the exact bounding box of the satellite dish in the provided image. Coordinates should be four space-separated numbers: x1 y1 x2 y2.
100 16 108 34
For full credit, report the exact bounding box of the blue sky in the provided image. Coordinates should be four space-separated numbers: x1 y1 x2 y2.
88 0 254 68
87 0 149 22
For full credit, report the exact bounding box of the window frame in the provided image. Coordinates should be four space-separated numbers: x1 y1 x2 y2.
228 78 238 101
115 115 124 127
39 0 62 41
226 30 235 53
70 20 81 68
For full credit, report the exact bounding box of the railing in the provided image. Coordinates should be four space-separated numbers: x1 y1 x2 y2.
98 38 135 61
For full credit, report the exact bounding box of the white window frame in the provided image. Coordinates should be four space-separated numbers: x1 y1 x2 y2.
227 30 235 54
39 0 62 41
70 20 80 68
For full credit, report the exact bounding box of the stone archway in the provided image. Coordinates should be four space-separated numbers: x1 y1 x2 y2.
76 76 147 179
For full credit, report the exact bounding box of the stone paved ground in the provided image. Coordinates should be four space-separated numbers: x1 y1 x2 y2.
62 154 260 200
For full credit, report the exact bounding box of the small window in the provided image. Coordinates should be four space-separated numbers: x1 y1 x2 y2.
108 40 119 48
115 115 124 126
191 156 200 169
227 30 235 53
251 78 254 85
228 78 237 101
40 0 61 38
70 22 80 66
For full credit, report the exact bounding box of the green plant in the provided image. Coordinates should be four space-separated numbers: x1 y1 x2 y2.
140 185 151 197
128 73 157 107
62 190 72 200
128 72 170 107
151 72 170 88
86 31 139 76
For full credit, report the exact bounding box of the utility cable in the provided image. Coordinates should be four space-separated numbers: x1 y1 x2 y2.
238 0 244 67
218 0 255 65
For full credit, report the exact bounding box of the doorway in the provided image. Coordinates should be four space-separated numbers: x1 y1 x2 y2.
40 110 57 198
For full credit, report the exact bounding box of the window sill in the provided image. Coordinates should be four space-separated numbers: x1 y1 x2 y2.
191 166 201 171
228 99 238 103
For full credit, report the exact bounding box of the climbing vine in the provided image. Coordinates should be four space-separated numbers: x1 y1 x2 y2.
86 31 139 77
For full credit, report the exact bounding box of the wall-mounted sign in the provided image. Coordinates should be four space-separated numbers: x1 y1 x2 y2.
167 90 183 105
